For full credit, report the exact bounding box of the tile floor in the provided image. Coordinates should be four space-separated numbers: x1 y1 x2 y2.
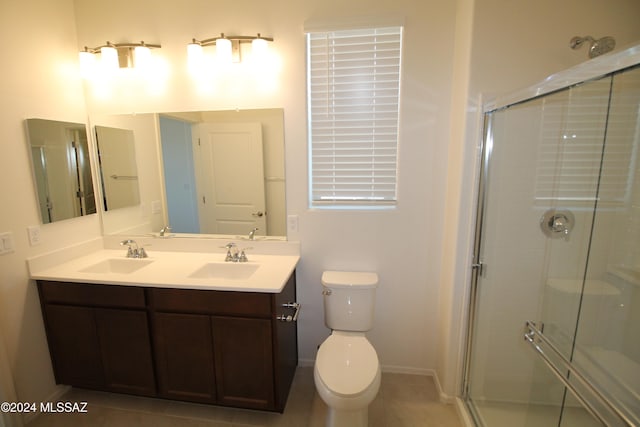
27 367 463 427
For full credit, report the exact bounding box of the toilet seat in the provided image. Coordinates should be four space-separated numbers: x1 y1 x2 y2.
315 332 379 398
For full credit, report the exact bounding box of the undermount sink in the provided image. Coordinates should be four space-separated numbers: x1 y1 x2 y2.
189 262 259 280
79 258 154 274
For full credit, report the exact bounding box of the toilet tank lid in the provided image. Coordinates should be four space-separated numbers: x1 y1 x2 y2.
321 271 378 288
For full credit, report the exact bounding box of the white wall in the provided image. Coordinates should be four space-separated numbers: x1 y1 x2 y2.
0 0 101 414
1 0 639 414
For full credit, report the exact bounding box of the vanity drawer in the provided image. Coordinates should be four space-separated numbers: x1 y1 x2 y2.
151 288 272 317
38 281 146 309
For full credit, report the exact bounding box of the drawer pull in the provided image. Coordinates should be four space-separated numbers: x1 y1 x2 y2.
276 302 301 322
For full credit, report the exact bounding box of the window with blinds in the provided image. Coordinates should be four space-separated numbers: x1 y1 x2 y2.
306 26 402 207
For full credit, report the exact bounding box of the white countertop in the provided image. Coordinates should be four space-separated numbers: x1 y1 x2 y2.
28 238 300 293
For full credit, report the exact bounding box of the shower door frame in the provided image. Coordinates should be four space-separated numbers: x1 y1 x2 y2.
460 44 640 427
461 109 492 426
461 111 492 402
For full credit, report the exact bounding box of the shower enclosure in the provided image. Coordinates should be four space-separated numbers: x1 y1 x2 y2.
463 46 640 426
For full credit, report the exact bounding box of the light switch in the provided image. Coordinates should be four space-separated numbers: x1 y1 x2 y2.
0 232 14 255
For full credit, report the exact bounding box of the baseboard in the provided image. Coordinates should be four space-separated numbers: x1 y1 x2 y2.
298 358 315 367
300 358 433 377
379 364 432 376
22 385 70 425
429 370 456 404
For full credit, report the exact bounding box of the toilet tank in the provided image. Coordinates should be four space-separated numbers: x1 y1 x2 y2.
321 271 378 332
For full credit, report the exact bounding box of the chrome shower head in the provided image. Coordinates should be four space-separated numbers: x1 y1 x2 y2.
589 36 616 58
570 35 616 59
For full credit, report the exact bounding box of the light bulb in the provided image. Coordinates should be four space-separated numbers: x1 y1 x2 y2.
216 36 232 64
78 50 96 77
134 45 152 69
187 41 204 71
252 37 268 61
100 44 119 71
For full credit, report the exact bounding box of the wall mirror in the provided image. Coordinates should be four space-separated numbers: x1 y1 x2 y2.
93 108 286 239
25 118 97 224
95 125 141 211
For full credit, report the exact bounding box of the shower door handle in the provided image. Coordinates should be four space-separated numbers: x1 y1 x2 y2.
523 320 633 425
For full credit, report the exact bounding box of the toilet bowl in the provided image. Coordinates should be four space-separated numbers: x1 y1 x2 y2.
314 271 380 427
314 331 381 426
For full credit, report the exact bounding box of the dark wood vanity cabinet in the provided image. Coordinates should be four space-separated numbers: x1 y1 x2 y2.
38 281 156 396
150 272 298 411
37 272 298 413
152 312 217 403
211 316 274 409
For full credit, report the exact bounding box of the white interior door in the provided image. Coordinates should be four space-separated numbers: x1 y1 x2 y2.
194 122 267 235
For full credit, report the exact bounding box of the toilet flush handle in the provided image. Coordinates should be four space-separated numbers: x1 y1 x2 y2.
276 302 301 322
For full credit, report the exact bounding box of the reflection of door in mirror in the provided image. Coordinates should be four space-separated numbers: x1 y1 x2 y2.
95 126 141 211
196 122 267 235
25 119 97 224
159 117 267 235
70 128 97 217
30 146 52 222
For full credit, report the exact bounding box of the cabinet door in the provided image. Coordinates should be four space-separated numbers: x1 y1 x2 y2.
43 305 105 388
212 316 274 410
94 308 156 396
273 273 298 411
153 312 216 403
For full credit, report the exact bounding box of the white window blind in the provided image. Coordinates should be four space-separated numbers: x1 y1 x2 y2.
307 26 402 207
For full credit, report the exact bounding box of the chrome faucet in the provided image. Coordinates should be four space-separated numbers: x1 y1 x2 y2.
120 239 148 258
224 242 250 262
248 227 259 240
224 243 239 262
159 225 172 237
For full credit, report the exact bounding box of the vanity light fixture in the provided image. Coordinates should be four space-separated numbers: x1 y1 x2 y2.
79 41 161 74
187 33 273 66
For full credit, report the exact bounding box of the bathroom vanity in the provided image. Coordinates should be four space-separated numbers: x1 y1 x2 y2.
30 239 300 412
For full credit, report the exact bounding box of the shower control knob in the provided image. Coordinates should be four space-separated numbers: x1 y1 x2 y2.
540 209 574 240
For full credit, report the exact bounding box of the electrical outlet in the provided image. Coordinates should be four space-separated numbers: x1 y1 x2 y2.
287 215 299 233
27 225 41 246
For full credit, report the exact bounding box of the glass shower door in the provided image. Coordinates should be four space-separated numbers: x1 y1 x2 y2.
464 73 614 426
559 65 640 427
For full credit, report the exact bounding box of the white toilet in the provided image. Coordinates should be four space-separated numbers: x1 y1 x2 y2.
314 271 381 427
